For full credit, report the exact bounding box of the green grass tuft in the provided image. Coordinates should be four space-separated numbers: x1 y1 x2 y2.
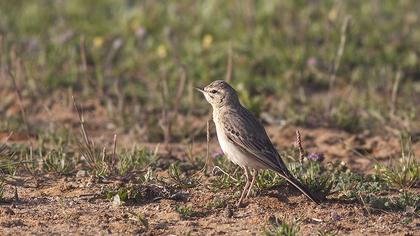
174 204 194 219
374 136 419 189
263 216 299 236
364 191 419 213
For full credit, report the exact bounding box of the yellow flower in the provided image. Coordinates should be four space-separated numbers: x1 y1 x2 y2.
93 36 104 49
202 34 213 50
156 45 167 58
328 8 338 21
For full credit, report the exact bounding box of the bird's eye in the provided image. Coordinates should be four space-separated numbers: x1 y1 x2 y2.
210 90 217 94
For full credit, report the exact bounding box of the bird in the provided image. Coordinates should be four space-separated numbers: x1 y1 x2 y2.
196 80 320 206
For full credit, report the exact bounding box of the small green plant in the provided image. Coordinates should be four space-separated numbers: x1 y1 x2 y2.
204 198 226 210
139 167 156 183
0 143 14 173
131 212 149 229
77 142 110 176
0 143 17 200
263 216 299 236
289 161 334 198
174 204 193 219
0 143 31 175
118 148 157 176
364 191 419 213
73 98 112 176
209 170 243 192
168 162 196 188
105 185 147 204
168 162 184 184
106 187 130 202
209 156 245 192
0 181 5 200
0 142 7 156
43 148 75 175
333 169 386 199
38 128 71 149
375 136 419 189
212 154 234 172
256 170 286 190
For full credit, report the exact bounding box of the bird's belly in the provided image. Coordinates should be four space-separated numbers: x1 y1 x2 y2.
215 125 266 169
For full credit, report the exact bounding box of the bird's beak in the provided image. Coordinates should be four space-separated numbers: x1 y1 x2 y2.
195 87 205 93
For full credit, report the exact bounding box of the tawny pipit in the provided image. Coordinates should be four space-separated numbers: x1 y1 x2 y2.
196 80 320 206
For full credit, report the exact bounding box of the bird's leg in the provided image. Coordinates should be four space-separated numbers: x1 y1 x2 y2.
237 166 251 206
246 169 258 198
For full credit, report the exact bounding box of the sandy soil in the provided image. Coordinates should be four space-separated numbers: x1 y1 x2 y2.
1 125 419 235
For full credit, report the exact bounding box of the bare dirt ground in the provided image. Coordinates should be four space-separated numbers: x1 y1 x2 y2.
0 175 417 235
1 125 419 235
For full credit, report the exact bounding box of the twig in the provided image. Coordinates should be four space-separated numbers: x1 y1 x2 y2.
72 96 91 148
112 134 117 168
225 41 233 82
5 131 13 142
329 15 351 89
101 147 106 162
79 36 88 73
187 79 194 114
206 119 210 160
205 118 211 173
159 74 171 150
114 79 124 115
173 66 187 114
390 69 402 116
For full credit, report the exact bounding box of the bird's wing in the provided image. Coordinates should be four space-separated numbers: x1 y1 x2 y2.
221 107 289 174
221 107 321 204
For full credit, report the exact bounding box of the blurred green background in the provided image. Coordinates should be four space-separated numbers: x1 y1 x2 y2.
0 0 419 139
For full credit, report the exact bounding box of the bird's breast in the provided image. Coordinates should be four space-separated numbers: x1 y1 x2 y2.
213 113 265 169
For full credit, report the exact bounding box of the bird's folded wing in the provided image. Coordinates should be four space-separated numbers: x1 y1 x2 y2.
222 108 289 174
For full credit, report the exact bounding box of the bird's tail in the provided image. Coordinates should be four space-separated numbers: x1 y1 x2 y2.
277 170 321 204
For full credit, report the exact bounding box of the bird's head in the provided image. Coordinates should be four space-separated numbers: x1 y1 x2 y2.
196 80 239 108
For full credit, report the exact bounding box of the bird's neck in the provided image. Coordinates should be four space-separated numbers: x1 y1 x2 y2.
212 102 241 120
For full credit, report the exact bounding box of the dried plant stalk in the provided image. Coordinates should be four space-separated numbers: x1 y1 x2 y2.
295 130 305 164
329 15 351 89
390 70 402 116
205 118 211 172
225 41 233 82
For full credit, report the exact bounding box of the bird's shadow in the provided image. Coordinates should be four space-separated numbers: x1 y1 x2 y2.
258 185 357 206
258 186 303 204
